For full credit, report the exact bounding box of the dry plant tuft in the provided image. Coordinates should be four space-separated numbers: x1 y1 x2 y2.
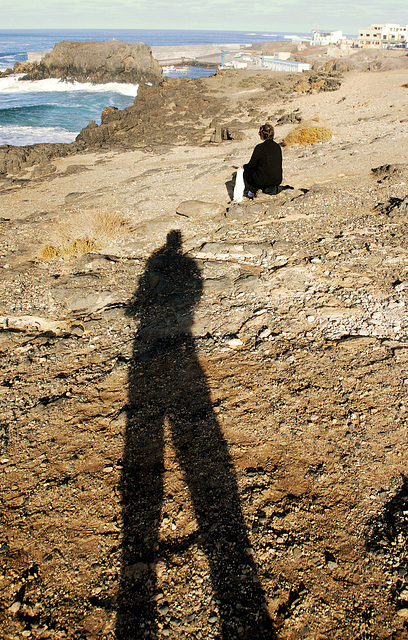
40 239 98 260
282 123 333 147
402 83 408 89
39 209 129 260
294 81 310 94
309 80 325 91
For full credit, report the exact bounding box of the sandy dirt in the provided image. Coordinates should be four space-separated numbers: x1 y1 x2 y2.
1 65 408 640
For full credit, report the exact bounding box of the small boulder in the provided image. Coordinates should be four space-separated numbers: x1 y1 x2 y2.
101 106 119 122
210 125 243 143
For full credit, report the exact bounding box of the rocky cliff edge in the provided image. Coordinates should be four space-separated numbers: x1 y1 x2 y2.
16 39 163 85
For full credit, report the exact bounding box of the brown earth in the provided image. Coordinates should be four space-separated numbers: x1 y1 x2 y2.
1 64 408 640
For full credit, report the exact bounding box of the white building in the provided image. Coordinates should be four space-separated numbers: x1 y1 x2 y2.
311 30 345 46
358 23 408 48
260 57 310 72
220 52 310 73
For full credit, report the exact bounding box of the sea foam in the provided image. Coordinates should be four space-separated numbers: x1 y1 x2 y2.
0 124 80 146
0 75 139 97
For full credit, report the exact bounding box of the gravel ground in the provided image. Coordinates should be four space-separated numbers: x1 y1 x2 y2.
1 65 408 639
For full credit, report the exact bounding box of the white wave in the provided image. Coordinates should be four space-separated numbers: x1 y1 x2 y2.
0 75 138 97
0 124 79 146
0 59 18 72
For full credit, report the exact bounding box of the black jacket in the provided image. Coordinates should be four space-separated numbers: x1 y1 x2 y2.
243 139 282 189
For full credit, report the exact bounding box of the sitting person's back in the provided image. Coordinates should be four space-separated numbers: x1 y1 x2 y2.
233 122 283 202
243 124 282 192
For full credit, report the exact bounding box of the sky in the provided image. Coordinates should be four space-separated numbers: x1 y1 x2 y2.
0 0 407 35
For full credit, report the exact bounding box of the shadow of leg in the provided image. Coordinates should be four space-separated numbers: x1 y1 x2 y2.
116 387 164 639
168 347 273 639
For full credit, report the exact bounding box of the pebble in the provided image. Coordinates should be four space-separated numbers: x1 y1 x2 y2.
159 604 170 615
9 602 21 614
225 338 243 348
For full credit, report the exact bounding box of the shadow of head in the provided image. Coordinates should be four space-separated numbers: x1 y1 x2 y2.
165 229 183 251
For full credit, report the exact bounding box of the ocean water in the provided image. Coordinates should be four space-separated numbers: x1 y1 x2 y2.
0 29 307 146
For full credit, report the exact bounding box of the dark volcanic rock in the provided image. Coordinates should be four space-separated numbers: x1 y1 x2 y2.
0 70 302 174
19 40 163 85
76 77 225 149
371 163 408 182
76 71 301 150
0 142 84 176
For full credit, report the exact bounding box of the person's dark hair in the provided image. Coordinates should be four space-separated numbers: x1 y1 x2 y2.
259 122 275 141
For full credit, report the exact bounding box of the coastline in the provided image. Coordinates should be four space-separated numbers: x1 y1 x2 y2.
151 42 249 66
21 43 231 70
21 42 253 69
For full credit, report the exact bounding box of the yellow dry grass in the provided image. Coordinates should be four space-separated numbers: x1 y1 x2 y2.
39 209 129 260
293 81 310 94
40 239 98 260
282 124 333 147
309 80 325 91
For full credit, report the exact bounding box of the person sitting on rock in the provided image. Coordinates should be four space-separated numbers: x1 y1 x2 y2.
233 122 283 203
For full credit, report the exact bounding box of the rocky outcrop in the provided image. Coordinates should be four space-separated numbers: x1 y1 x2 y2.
0 141 87 176
0 70 302 175
76 71 301 149
76 78 227 149
0 67 13 77
19 40 163 84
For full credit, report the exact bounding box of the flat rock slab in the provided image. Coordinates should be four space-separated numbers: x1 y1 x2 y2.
176 200 226 218
225 202 267 221
0 315 70 336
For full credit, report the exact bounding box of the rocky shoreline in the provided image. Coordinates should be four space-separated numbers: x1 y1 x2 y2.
1 60 408 639
0 68 340 176
16 40 163 85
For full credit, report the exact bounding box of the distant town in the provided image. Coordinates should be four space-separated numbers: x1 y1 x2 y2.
23 22 408 77
218 22 408 74
314 23 408 49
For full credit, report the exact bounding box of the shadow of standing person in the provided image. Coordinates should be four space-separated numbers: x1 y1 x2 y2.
116 230 274 639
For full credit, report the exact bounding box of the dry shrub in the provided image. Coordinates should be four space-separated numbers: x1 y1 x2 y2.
39 209 129 260
402 83 408 88
282 124 333 147
39 239 98 260
294 81 310 94
61 209 129 244
310 80 325 91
